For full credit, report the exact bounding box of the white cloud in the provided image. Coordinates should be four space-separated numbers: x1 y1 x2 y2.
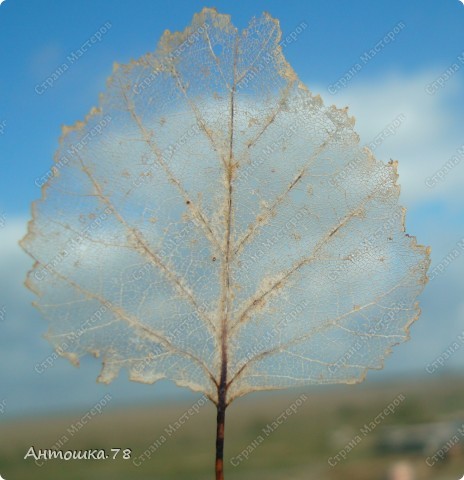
312 70 464 207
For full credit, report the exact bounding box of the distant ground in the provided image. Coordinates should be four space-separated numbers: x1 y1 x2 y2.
1 374 464 480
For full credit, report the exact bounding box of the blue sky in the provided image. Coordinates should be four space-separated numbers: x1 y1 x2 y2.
0 0 463 416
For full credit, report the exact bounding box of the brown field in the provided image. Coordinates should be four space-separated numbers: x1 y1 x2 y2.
1 374 464 480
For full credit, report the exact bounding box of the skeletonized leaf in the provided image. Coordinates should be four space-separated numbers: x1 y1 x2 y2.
21 8 430 406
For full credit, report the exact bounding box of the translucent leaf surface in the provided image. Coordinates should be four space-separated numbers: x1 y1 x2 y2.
21 8 430 405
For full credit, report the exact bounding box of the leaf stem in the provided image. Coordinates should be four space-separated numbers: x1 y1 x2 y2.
215 395 226 480
215 360 227 480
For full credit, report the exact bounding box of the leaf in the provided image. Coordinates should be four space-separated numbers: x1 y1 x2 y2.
21 8 429 477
